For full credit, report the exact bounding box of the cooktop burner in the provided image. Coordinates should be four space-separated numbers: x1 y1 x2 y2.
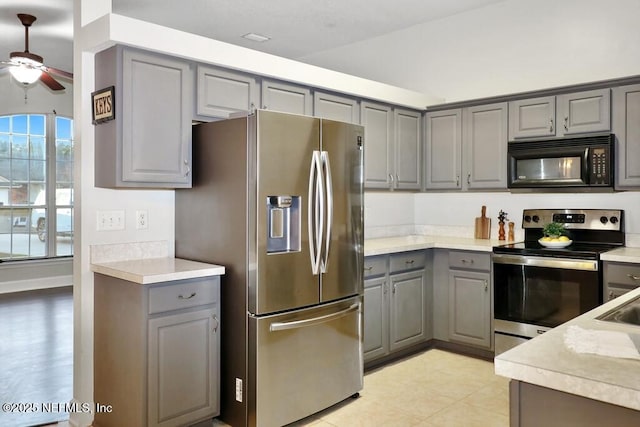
493 208 625 260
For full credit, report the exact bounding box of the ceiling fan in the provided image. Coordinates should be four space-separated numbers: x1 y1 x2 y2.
1 13 73 91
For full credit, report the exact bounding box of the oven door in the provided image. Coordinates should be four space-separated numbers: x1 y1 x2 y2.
493 254 601 336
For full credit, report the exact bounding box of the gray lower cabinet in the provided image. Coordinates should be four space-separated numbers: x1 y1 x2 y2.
195 65 258 120
447 250 492 350
363 251 430 363
94 274 220 427
603 262 640 302
613 83 640 188
313 91 360 123
94 45 193 188
508 89 610 140
261 79 312 115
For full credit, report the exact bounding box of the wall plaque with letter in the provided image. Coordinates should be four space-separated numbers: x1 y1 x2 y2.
92 86 115 124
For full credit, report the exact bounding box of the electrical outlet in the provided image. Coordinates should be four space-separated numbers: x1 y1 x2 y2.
235 378 243 402
97 210 125 231
136 210 148 230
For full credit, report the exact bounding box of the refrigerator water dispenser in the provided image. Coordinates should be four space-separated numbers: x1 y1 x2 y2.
267 196 300 253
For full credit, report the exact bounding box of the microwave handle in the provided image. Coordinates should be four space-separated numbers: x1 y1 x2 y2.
583 148 590 184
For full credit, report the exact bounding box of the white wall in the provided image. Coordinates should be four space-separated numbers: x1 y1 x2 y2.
0 74 73 116
300 0 640 102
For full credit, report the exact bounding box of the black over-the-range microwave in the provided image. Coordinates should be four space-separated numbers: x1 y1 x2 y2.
507 134 615 190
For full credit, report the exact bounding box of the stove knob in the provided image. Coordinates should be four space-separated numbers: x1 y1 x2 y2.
600 216 608 224
524 215 532 223
610 216 619 224
532 215 540 223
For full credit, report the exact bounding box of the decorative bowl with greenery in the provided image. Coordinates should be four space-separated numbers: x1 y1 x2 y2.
543 222 566 237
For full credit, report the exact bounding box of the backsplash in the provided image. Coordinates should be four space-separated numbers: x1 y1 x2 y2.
365 191 640 246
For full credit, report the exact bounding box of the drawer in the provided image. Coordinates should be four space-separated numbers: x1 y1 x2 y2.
449 250 490 271
364 256 387 278
148 277 219 314
605 262 640 288
389 250 426 273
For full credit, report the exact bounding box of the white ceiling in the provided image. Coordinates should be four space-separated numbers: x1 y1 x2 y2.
0 0 505 76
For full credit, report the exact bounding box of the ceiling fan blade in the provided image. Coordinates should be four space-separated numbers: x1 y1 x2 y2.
43 66 73 80
40 71 65 91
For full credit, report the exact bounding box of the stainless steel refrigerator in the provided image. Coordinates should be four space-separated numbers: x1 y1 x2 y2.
175 110 364 427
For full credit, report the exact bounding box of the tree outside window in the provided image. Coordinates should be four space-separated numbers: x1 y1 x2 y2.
0 114 74 259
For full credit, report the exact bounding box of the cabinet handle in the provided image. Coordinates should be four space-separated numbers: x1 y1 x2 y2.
384 284 388 295
467 174 471 185
456 175 460 187
392 283 397 294
212 314 219 333
549 119 554 133
609 290 615 301
405 260 415 265
484 280 488 292
461 259 474 264
364 266 373 271
564 117 568 131
178 292 196 300
184 159 190 177
627 273 640 281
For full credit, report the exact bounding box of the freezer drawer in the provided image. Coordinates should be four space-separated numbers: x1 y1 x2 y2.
248 297 363 427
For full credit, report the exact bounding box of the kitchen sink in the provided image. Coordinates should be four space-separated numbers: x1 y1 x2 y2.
597 295 640 326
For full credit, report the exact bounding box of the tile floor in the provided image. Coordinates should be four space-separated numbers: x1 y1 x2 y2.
214 349 510 427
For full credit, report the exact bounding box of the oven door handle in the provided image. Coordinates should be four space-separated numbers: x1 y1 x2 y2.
492 254 598 271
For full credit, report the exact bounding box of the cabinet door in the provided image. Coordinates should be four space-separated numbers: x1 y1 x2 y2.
122 49 192 186
261 79 312 115
394 108 422 190
425 109 462 189
196 65 258 119
148 307 219 427
557 89 610 135
361 102 394 189
363 276 389 361
448 270 491 349
313 91 359 123
613 84 640 188
508 96 556 139
463 103 508 189
389 270 427 351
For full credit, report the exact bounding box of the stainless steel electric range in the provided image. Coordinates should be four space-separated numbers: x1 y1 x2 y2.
492 208 625 355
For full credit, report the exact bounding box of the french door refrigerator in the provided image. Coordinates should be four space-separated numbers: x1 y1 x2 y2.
175 110 364 427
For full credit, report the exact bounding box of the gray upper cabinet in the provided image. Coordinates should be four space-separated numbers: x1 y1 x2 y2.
508 96 556 139
361 102 394 189
94 46 193 188
261 79 312 115
425 109 462 190
313 91 359 123
462 102 508 189
509 89 610 140
195 65 258 120
613 84 640 188
557 89 610 135
394 109 422 190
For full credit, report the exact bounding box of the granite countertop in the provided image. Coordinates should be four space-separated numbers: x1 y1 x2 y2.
91 257 225 284
89 240 225 284
364 235 507 256
494 286 640 411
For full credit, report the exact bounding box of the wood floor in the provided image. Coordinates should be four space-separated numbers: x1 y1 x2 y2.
0 287 73 427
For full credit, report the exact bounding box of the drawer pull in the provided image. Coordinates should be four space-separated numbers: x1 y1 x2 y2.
627 274 640 281
212 314 219 333
364 266 373 271
178 292 197 300
405 260 415 265
461 259 474 264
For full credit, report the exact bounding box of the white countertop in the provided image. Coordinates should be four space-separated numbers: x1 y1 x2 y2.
91 257 225 284
364 235 504 256
601 246 640 263
494 286 640 411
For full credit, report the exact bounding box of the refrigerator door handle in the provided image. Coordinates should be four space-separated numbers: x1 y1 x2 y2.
269 303 360 332
320 151 333 273
308 150 323 275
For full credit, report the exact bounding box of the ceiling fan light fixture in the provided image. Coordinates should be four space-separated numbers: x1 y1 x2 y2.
9 64 42 85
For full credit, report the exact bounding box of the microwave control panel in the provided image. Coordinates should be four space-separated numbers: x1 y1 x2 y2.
589 146 611 185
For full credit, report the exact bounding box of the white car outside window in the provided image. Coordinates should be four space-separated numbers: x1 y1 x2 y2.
31 189 73 242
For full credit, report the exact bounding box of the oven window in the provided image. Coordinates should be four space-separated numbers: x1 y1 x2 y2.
516 156 581 181
494 264 600 328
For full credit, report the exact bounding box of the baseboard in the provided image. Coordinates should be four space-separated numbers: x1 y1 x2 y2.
0 275 73 294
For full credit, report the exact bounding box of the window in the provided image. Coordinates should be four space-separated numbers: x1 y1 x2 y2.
0 114 74 260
